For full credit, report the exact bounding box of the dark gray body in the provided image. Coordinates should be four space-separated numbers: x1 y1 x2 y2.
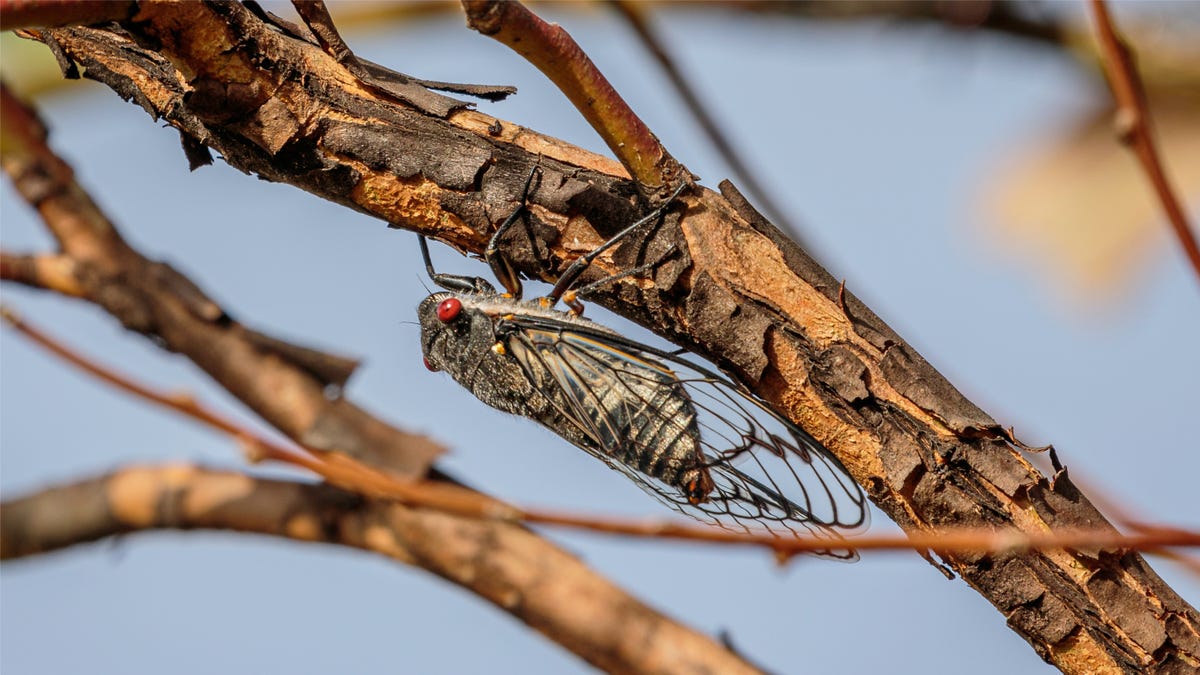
418 291 710 496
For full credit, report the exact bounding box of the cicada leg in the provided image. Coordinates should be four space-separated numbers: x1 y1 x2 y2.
546 182 690 314
418 234 496 294
483 165 544 300
562 244 681 316
419 165 546 298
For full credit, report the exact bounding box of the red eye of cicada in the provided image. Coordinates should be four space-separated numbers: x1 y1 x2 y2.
436 298 462 322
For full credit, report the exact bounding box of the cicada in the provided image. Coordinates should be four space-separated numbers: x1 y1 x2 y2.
417 170 868 556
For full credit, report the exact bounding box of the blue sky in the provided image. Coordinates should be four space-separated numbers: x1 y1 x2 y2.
3 6 1197 673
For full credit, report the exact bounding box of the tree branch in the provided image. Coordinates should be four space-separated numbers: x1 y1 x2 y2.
0 465 760 674
10 2 1200 672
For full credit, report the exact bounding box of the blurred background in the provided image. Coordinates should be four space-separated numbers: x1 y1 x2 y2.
2 2 1198 673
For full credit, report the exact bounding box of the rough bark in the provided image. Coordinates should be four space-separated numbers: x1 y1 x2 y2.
11 2 1199 673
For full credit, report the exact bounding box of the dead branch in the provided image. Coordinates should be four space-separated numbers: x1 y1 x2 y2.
6 2 1199 672
0 465 760 675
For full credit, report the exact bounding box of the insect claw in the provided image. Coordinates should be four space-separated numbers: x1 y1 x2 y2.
564 291 586 315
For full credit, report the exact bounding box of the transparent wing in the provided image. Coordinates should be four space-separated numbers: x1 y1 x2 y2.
503 317 869 558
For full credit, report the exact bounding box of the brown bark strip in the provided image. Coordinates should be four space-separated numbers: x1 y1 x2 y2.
13 3 1200 672
0 466 761 675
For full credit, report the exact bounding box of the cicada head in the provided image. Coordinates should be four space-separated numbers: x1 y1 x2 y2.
417 292 499 379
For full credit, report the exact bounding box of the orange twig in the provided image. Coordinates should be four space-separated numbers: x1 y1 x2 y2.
1088 0 1200 285
1047 457 1200 578
0 302 523 518
461 0 681 190
1 304 254 442
0 304 460 504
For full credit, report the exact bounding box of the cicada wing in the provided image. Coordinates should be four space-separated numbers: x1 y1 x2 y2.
506 328 632 455
676 372 869 531
504 318 869 556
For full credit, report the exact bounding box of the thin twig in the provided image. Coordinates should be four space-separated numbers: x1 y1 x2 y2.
1055 470 1200 577
0 303 497 518
609 1 808 249
1088 0 1200 285
0 304 245 440
461 0 682 190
